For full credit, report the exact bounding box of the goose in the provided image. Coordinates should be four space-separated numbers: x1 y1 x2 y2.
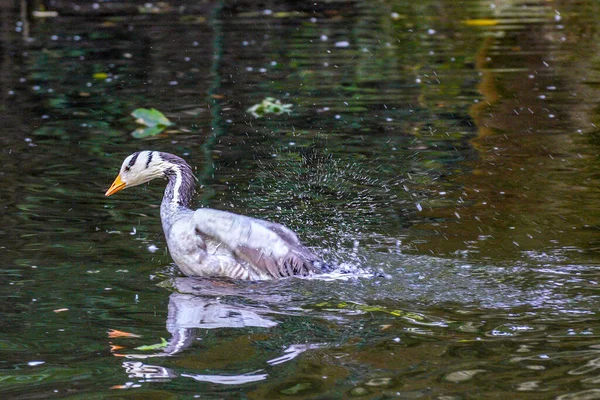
105 151 327 280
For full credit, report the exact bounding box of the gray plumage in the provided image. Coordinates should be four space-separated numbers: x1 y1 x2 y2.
106 151 325 280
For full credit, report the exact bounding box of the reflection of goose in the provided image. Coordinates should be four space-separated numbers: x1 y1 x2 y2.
113 278 320 387
121 343 320 385
105 151 328 280
125 285 278 358
122 361 267 385
161 292 278 356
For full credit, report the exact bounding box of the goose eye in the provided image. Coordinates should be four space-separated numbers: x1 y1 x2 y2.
124 166 131 172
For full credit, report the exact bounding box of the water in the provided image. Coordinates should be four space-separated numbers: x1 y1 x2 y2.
2 0 600 398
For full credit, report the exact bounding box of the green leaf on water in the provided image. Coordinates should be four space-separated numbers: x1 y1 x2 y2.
247 98 293 118
135 337 169 351
131 108 173 127
131 125 167 139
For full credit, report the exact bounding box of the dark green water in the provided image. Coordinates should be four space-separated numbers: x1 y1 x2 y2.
2 0 600 398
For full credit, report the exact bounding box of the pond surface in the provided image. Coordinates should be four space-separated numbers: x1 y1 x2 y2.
2 0 600 398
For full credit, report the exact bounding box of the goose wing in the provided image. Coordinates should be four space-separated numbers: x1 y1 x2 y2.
191 208 320 278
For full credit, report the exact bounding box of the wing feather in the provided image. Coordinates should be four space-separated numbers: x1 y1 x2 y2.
192 209 320 278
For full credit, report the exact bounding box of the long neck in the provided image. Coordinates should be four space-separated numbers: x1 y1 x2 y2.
160 154 196 220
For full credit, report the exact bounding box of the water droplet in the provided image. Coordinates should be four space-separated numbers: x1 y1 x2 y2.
28 361 45 366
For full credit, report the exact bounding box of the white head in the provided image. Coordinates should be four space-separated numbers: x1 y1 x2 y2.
105 151 167 196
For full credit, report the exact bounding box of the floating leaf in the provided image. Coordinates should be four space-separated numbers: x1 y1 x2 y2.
247 98 293 118
107 329 141 338
135 337 169 351
131 108 173 127
463 19 498 26
93 72 109 80
131 125 167 139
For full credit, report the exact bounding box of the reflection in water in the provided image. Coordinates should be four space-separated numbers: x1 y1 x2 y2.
267 344 324 366
153 283 278 357
114 278 317 387
122 361 268 385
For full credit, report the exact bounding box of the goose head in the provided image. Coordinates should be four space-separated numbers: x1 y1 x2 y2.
105 151 166 196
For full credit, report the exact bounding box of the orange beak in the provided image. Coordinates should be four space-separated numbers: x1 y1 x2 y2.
105 174 126 196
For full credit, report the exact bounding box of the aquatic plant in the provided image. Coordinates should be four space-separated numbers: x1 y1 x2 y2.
130 108 173 138
247 97 293 118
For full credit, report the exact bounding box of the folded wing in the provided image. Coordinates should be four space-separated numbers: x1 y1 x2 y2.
192 209 321 278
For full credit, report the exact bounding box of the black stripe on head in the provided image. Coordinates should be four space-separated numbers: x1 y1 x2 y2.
145 151 154 169
128 152 141 168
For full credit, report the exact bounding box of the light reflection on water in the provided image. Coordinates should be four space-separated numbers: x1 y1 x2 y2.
1 0 600 398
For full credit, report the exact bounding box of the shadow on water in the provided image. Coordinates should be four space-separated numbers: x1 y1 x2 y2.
3 0 600 398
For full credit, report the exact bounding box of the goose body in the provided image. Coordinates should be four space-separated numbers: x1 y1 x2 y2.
105 151 325 280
